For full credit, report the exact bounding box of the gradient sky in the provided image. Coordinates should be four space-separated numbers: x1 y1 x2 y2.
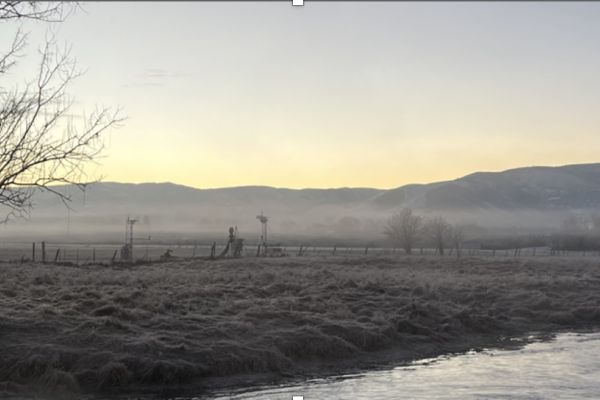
4 1 600 189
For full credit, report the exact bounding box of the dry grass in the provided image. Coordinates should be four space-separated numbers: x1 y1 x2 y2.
1 255 600 397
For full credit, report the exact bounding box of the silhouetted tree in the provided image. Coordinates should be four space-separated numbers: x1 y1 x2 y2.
425 215 451 255
384 208 422 254
0 1 122 222
449 224 465 258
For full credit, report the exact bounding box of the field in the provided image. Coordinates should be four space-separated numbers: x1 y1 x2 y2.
1 255 600 398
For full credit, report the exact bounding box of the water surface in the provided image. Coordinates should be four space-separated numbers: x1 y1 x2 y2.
211 332 600 399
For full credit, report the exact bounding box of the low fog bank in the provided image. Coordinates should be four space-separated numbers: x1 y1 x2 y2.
0 204 584 245
0 182 598 247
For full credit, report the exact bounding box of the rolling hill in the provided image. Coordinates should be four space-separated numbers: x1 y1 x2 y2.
3 162 600 241
371 163 600 210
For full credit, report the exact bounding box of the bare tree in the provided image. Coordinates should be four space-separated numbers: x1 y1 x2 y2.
384 208 422 254
0 2 122 222
449 224 465 258
425 215 451 255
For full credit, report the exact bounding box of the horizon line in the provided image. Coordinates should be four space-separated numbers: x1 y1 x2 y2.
44 160 600 192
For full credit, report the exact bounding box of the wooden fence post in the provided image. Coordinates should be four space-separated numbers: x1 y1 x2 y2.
54 249 60 262
92 248 96 263
32 242 36 262
41 241 46 264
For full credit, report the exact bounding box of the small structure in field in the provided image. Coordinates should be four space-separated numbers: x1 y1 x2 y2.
255 212 287 257
160 249 175 260
265 245 286 257
216 226 244 258
120 217 137 261
120 216 151 262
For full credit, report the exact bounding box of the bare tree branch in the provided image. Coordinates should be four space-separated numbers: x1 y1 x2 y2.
0 2 73 22
0 1 124 222
424 215 451 256
384 208 422 255
449 225 465 258
0 28 27 75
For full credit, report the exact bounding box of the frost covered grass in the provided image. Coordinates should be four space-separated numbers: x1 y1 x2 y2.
1 255 600 397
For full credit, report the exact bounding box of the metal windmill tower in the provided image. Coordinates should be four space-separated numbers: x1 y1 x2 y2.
121 216 151 262
256 212 268 248
125 217 138 260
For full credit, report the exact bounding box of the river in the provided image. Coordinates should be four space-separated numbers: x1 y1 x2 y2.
210 332 600 399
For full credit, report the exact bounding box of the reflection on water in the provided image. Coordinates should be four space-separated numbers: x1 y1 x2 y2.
212 332 600 399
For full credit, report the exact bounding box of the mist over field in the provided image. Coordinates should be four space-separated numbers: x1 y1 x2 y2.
3 163 600 243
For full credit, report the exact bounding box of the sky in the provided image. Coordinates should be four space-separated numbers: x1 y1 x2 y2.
3 1 600 189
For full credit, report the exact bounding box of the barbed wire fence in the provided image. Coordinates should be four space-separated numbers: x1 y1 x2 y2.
0 241 596 265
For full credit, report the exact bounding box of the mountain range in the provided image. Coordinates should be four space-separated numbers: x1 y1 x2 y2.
3 162 600 241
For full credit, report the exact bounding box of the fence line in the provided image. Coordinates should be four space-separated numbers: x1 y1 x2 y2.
0 241 599 265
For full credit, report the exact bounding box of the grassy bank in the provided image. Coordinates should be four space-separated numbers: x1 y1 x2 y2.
1 256 600 398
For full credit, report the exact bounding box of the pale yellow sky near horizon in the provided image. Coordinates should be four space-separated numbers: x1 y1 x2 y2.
4 2 600 189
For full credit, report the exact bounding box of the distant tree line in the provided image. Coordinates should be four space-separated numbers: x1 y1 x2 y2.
465 212 600 252
478 236 546 251
383 209 600 255
480 233 600 252
383 208 466 257
550 212 600 251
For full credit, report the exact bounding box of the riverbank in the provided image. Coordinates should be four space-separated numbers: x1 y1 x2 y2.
1 256 600 398
212 332 600 399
